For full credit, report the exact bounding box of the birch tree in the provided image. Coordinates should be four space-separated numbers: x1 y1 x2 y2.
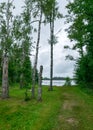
31 0 43 98
0 0 14 98
38 65 43 101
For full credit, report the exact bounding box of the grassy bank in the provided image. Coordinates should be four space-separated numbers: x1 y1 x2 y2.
0 86 93 130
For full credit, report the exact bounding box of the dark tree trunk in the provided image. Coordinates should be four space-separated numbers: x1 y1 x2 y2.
20 73 24 89
49 18 54 91
2 54 9 98
48 0 55 91
31 8 42 98
49 33 53 91
38 65 43 101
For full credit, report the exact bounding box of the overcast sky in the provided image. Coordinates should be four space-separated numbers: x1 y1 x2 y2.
0 0 77 78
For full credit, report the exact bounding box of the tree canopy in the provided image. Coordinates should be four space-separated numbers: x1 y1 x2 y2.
66 0 93 88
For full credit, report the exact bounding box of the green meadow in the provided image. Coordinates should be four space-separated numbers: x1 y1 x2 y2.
0 86 93 130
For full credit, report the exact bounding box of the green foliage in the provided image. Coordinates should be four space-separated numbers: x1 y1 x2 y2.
63 77 71 86
0 1 14 54
48 35 58 45
23 56 32 88
66 0 93 89
0 0 62 90
24 89 31 101
75 55 93 88
42 0 62 23
0 0 35 87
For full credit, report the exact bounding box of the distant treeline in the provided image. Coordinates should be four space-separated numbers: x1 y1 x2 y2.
43 77 75 80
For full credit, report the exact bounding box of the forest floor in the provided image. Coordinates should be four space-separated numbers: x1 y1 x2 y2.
0 85 93 130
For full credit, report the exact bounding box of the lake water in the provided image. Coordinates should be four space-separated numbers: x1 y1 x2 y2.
42 80 75 86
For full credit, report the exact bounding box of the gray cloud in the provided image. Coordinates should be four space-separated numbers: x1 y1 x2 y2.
54 60 75 75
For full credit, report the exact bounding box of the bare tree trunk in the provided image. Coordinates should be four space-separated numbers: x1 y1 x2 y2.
2 54 9 98
38 65 43 101
31 8 42 98
20 73 24 89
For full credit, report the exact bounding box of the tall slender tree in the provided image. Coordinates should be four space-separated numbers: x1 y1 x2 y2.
0 0 14 98
31 0 43 98
49 0 55 91
43 0 62 91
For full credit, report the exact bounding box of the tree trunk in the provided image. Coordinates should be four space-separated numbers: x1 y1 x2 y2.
31 8 42 98
2 54 9 98
20 73 24 89
49 32 53 91
48 1 55 91
1 0 10 99
49 19 54 91
38 65 43 101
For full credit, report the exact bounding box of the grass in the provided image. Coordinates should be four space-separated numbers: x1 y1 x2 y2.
0 85 93 130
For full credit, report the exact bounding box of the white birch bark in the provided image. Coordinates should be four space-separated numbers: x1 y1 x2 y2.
38 65 43 101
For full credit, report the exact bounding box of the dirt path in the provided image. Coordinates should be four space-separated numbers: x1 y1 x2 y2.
56 93 79 130
52 87 93 130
